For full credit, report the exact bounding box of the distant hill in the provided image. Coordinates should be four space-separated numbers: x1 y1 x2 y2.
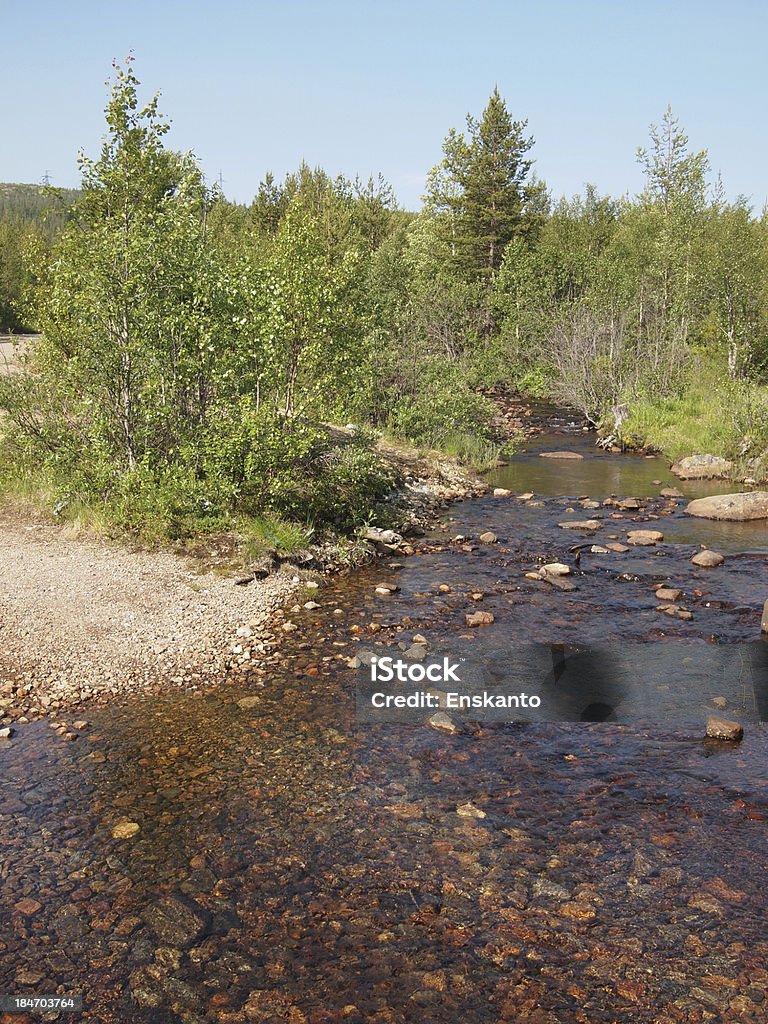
0 182 79 235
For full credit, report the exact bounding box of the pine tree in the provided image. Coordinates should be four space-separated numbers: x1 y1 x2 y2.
426 88 537 278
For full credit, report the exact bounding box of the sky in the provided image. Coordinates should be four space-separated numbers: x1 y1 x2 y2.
2 0 767 211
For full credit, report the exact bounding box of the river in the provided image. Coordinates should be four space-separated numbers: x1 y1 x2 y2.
1 407 767 1023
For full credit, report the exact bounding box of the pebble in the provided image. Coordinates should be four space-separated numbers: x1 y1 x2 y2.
691 549 725 567
518 491 534 500
112 821 141 839
14 897 42 916
456 802 486 818
479 531 498 543
541 563 571 576
655 587 683 602
0 726 13 739
427 712 458 735
303 601 320 609
465 611 494 627
706 716 744 741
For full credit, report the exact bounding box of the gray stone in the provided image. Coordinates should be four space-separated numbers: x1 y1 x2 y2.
671 454 734 480
540 451 584 459
691 549 725 567
427 712 458 735
557 520 601 531
541 562 571 576
686 492 768 521
627 529 664 545
762 599 768 634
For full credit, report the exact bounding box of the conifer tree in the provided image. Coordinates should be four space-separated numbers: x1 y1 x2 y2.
426 88 537 279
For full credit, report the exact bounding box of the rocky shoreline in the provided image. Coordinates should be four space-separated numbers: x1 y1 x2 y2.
0 429 497 725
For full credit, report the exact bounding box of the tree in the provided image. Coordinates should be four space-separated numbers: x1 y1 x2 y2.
20 57 225 476
425 88 537 278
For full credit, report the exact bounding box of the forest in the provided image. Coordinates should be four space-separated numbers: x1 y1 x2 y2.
1 58 767 544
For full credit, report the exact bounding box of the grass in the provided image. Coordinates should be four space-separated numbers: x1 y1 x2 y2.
240 516 313 561
620 365 768 479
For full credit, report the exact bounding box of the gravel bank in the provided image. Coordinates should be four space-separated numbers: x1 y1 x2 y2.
0 514 301 716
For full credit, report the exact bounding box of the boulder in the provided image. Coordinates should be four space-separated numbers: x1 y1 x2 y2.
671 454 734 480
660 487 684 498
493 488 511 497
655 587 683 602
540 451 584 460
691 549 725 567
685 492 768 521
479 531 498 544
558 520 601 531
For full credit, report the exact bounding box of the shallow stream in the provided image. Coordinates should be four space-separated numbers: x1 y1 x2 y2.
2 407 767 1023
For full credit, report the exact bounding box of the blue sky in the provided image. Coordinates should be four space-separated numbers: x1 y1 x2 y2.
2 0 766 211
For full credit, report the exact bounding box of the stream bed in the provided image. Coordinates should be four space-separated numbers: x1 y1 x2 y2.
2 408 768 1023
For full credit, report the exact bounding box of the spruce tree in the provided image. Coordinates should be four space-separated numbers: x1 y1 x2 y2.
426 88 536 279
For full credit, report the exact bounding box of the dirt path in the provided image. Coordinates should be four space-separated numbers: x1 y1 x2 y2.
0 513 301 715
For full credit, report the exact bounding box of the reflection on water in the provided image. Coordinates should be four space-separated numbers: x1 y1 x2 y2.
2 408 768 1022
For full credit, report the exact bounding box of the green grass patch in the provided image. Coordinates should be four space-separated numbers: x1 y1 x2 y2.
621 370 768 474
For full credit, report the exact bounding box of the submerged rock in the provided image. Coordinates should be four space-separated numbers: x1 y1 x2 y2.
558 520 601 531
762 599 768 633
456 802 486 819
112 821 141 839
540 451 584 459
627 529 664 545
671 454 734 480
465 611 494 627
237 695 261 710
685 492 768 521
142 894 211 948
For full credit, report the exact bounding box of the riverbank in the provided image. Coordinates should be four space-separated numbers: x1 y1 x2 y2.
0 428 494 721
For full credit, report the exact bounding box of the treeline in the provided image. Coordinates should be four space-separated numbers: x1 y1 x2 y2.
2 58 767 541
0 184 78 331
